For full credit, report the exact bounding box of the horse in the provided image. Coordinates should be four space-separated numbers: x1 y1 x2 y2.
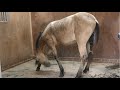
35 12 99 78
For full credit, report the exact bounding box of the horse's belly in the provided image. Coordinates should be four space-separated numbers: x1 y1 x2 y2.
60 33 76 45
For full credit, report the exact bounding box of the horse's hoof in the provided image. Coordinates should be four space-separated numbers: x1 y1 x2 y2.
44 61 51 67
83 68 89 73
59 73 64 77
59 68 64 77
75 75 83 78
36 68 40 71
75 73 83 78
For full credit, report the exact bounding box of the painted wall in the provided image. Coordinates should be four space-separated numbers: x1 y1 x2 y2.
0 61 1 78
0 12 33 70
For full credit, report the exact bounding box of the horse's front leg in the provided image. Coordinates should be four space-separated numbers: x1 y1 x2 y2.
47 39 64 77
54 56 64 77
36 63 41 71
35 58 41 71
52 47 64 77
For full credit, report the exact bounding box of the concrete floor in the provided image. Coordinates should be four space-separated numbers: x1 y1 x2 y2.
2 60 120 78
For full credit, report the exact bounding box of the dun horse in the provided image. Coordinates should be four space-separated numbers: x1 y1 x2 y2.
35 12 99 78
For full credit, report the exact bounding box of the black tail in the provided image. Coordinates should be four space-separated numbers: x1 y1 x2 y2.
89 22 99 46
36 32 43 50
93 22 99 44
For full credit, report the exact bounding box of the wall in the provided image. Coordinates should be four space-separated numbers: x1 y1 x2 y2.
91 12 119 59
119 12 120 63
0 61 1 78
31 12 119 63
0 12 33 70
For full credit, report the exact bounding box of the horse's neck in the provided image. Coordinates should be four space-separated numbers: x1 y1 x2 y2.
37 39 46 52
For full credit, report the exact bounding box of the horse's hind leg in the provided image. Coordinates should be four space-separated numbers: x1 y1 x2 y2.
75 45 88 78
83 42 93 73
83 52 93 73
75 31 91 78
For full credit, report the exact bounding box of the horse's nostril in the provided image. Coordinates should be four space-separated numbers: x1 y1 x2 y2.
44 61 51 67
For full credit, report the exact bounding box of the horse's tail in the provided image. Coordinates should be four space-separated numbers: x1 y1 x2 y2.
93 22 99 44
89 22 99 46
36 32 43 51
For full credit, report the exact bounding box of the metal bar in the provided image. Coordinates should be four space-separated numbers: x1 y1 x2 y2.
0 13 1 21
0 12 8 22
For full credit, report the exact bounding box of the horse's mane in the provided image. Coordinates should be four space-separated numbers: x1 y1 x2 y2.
36 32 43 50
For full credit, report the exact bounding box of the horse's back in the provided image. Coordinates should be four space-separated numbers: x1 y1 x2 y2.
74 12 99 23
49 15 76 45
44 12 98 46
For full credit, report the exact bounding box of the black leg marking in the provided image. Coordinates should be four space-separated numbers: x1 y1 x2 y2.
54 56 64 77
83 52 93 73
75 65 83 78
35 60 39 65
36 63 41 71
75 72 83 78
83 68 89 73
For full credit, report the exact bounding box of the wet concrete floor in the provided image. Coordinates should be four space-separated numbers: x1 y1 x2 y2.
2 60 120 78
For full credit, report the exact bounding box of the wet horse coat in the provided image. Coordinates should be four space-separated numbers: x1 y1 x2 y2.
36 12 99 78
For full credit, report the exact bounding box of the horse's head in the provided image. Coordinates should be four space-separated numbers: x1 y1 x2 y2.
36 32 51 67
36 51 51 67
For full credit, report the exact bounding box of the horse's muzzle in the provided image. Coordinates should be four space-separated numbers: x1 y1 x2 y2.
43 61 51 67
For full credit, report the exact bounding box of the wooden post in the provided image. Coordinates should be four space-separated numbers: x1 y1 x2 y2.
29 12 34 56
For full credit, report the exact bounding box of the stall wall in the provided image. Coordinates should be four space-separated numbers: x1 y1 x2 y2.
0 12 33 70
